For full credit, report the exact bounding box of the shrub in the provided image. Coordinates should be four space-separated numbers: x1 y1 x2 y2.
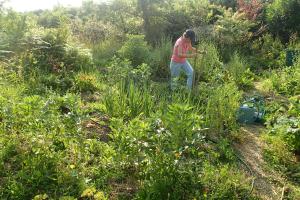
149 37 173 80
269 60 300 96
92 38 123 66
73 72 99 94
0 11 27 53
250 34 285 69
200 163 254 199
103 81 153 119
193 41 223 82
206 82 242 134
265 113 300 154
0 133 85 200
76 19 120 45
38 74 74 94
266 0 300 43
118 35 151 67
263 133 295 171
106 57 151 85
211 8 255 61
163 103 203 148
22 28 94 77
226 52 254 90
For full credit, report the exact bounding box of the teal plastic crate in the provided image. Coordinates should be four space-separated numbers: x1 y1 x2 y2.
237 96 265 124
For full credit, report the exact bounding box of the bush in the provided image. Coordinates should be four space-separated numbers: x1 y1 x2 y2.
92 38 123 66
75 19 120 45
266 0 300 43
206 82 242 134
269 59 300 96
38 74 74 94
22 27 94 77
149 37 173 80
265 100 300 154
226 52 254 90
250 34 285 69
211 7 255 61
263 133 295 171
0 133 85 200
73 72 99 94
200 163 253 199
118 35 151 67
103 81 153 119
193 41 223 82
163 103 203 148
106 56 151 85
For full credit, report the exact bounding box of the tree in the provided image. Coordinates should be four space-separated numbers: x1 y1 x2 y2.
209 0 238 9
137 0 172 44
237 0 263 20
266 0 300 43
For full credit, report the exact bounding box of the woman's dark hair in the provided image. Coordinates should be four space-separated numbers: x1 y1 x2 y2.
184 29 196 43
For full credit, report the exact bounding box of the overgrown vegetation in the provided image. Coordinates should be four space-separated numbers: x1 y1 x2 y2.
0 0 300 199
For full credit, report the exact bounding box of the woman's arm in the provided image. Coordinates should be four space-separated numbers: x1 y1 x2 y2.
189 45 206 54
178 45 196 58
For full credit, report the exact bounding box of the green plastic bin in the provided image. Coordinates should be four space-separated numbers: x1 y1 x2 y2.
286 49 299 66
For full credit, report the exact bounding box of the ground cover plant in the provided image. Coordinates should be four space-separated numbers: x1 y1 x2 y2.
0 0 300 199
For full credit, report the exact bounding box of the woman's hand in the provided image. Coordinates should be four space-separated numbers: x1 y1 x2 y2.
197 49 206 54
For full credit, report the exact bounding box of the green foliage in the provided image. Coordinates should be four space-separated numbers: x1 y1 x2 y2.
106 56 151 85
80 187 107 200
226 52 254 90
206 82 242 134
0 133 85 199
110 105 255 200
163 103 203 148
210 0 238 9
212 7 255 61
268 59 300 96
250 34 285 69
118 35 151 67
92 38 123 66
22 27 94 76
37 9 66 28
194 41 223 82
1 0 300 198
103 81 153 119
74 18 121 45
201 163 253 199
265 96 300 153
149 37 173 80
73 72 100 94
263 96 300 185
266 0 300 43
0 11 27 53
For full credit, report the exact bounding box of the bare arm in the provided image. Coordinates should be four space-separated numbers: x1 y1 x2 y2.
189 45 206 54
177 45 196 58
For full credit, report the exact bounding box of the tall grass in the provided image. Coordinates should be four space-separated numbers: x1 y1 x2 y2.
150 37 173 80
103 80 154 119
226 52 254 90
193 41 223 83
205 82 242 134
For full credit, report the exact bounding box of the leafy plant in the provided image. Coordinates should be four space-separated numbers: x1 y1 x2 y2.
250 34 285 69
206 82 242 134
73 72 100 94
118 34 151 67
193 41 223 82
226 52 254 90
266 0 300 43
149 37 173 80
163 103 203 148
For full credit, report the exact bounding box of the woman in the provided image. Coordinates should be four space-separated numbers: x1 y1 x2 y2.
170 29 202 90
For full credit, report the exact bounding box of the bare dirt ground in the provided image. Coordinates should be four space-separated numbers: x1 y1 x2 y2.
233 82 289 200
233 125 286 200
